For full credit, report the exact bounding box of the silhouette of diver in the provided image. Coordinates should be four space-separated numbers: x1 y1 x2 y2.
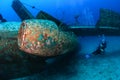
92 34 107 55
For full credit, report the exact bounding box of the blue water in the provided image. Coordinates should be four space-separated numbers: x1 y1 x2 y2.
0 0 120 80
0 0 120 25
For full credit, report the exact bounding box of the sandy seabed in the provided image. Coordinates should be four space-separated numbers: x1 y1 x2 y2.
13 36 120 80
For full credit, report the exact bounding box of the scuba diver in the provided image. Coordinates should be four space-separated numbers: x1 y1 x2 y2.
92 34 107 55
85 34 107 59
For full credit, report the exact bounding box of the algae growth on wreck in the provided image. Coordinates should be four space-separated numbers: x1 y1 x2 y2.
0 0 120 80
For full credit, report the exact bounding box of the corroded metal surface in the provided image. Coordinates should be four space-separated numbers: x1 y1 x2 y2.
0 20 78 79
18 19 78 57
